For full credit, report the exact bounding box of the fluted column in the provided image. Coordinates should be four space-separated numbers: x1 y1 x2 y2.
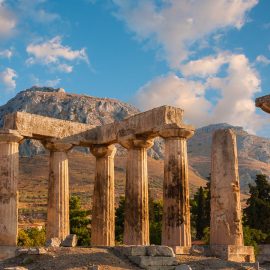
0 129 23 246
160 128 194 249
120 138 154 245
43 141 73 241
90 144 116 246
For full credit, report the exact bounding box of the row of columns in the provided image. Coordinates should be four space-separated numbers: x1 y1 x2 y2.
0 127 194 248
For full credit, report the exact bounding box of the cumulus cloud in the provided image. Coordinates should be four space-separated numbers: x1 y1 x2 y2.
0 49 13 58
113 0 258 69
134 53 263 133
0 0 16 37
256 55 270 65
0 68 17 90
26 36 89 73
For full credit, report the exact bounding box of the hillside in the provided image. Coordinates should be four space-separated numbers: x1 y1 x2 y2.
0 87 270 205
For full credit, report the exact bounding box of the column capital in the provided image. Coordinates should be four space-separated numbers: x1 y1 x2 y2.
0 129 23 143
90 144 116 158
119 135 154 150
159 127 194 139
43 140 73 152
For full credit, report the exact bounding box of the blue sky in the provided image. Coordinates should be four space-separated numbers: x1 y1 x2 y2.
0 0 270 136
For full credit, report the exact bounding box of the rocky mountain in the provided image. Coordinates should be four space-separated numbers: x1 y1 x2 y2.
1 86 270 192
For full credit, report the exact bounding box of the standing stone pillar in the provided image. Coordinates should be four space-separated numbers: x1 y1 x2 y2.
120 137 154 245
210 129 254 262
43 141 73 241
159 128 194 254
0 130 23 247
90 144 116 246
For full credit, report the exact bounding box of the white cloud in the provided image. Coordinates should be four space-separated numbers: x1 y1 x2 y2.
0 0 16 37
134 53 263 133
0 68 17 90
26 36 89 73
31 75 61 87
0 49 13 58
180 53 229 77
256 55 270 65
113 0 258 69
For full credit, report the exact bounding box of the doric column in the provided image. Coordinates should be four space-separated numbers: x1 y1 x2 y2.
120 137 154 245
210 129 244 246
0 130 23 246
43 141 73 241
90 144 116 246
159 128 194 250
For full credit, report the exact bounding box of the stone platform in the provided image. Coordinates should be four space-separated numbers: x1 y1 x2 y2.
172 246 191 255
211 245 255 263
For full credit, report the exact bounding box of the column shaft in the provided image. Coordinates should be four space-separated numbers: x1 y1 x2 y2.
47 150 70 240
91 145 116 246
124 146 149 245
162 137 191 247
0 130 22 246
210 129 244 246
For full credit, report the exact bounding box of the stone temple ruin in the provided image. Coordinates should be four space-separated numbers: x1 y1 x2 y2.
0 103 262 263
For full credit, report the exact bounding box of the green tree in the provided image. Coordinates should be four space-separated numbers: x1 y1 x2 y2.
69 195 91 246
115 196 125 243
244 174 270 239
191 181 211 240
17 227 46 247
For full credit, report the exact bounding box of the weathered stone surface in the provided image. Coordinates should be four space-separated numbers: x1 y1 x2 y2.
146 246 175 257
161 128 193 248
257 245 270 263
0 246 17 260
210 129 243 246
114 246 147 257
129 255 178 267
28 247 47 255
146 266 176 270
61 234 78 247
0 130 23 247
255 94 270 113
211 245 255 263
16 248 29 255
45 237 61 247
4 267 28 270
45 142 72 241
122 138 154 245
90 144 116 246
190 245 204 255
175 265 192 270
173 246 191 255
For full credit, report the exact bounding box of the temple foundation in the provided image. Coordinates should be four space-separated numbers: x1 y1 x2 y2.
90 144 116 246
159 128 193 254
210 129 255 262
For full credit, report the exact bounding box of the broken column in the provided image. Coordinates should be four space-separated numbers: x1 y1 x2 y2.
90 144 116 246
159 128 194 254
120 137 154 245
0 129 23 247
43 141 73 241
210 129 255 262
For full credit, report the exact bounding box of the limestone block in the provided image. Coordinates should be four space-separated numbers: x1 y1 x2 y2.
173 246 191 255
175 265 192 270
4 268 28 270
116 245 147 257
28 247 47 255
16 248 29 255
190 245 205 255
257 245 270 263
61 234 78 247
45 237 61 247
146 266 176 270
211 245 255 263
128 256 178 268
146 246 175 257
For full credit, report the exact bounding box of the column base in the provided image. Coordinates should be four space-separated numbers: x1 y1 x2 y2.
0 246 17 261
172 246 191 255
210 245 255 263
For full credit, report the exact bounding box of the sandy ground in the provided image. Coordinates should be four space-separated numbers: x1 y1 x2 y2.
1 247 269 270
